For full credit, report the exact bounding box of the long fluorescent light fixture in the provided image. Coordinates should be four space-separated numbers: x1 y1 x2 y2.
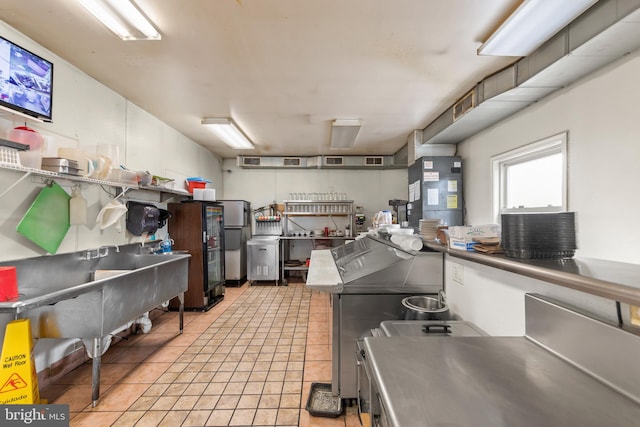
202 118 255 150
330 119 362 149
477 0 598 56
78 0 161 40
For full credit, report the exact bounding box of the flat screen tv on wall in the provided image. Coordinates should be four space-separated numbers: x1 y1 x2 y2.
0 35 53 122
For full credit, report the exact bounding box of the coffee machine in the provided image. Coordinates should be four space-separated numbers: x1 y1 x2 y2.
388 199 408 226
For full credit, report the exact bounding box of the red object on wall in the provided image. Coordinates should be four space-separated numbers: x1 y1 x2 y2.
0 267 19 301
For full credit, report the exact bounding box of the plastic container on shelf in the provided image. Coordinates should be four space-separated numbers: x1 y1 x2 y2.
8 126 44 150
8 126 45 169
107 168 138 186
187 180 207 193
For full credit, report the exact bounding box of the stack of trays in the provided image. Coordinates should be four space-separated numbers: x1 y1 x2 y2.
419 219 441 240
41 157 82 175
501 212 577 259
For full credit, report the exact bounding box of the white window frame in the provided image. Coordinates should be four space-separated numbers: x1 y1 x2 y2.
491 132 568 222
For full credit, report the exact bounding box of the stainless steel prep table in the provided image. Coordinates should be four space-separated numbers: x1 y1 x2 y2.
307 235 444 399
363 335 640 426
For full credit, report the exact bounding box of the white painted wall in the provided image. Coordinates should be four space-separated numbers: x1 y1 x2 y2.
450 50 640 334
0 22 222 371
222 158 408 231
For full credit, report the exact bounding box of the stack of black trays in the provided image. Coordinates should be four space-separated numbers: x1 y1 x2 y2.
501 212 577 259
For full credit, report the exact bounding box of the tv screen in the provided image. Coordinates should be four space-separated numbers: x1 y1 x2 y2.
0 35 53 121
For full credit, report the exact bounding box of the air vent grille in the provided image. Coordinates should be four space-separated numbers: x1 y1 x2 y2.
283 158 302 166
325 156 344 166
243 157 261 166
364 156 384 166
453 90 475 121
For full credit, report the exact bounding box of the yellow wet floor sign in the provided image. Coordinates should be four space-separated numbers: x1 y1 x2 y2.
0 318 40 404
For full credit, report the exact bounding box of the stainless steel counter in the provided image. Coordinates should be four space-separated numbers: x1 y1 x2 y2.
359 294 640 427
363 335 640 426
425 242 640 306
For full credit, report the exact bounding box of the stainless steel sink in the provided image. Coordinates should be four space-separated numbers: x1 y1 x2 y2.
0 243 190 406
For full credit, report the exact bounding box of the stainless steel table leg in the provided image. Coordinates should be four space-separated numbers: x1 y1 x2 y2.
91 337 101 407
179 292 184 334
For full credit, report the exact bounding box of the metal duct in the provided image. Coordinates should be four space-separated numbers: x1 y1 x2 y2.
237 155 405 169
422 0 640 145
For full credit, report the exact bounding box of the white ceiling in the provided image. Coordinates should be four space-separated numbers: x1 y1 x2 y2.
0 0 520 159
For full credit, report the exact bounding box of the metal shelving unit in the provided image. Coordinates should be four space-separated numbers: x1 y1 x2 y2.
280 200 354 285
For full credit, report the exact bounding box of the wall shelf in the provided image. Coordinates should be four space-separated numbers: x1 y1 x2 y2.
0 163 190 202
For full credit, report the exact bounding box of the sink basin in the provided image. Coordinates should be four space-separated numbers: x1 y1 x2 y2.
0 243 191 406
0 245 190 339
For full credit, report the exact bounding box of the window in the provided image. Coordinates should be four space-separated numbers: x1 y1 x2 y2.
491 132 567 221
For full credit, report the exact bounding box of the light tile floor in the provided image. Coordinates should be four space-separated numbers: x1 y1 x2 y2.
41 279 360 426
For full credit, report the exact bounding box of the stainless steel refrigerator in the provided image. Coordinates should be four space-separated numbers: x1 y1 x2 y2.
219 200 251 286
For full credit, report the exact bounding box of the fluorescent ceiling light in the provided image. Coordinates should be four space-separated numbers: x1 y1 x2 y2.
477 0 598 56
202 118 255 150
78 0 161 40
330 119 362 149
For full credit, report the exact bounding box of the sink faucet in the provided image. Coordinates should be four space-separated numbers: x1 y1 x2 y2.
99 245 120 257
82 249 99 261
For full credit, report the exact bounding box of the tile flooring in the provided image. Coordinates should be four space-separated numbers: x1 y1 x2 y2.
41 280 360 426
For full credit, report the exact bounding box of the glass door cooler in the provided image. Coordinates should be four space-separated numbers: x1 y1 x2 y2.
168 201 225 311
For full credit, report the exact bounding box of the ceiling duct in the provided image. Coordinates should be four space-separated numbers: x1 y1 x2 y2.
422 0 640 145
322 155 397 168
237 156 319 168
237 155 405 170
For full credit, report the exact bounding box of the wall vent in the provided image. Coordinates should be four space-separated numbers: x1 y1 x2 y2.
453 90 475 121
364 156 384 166
283 157 302 166
242 156 261 166
324 156 344 166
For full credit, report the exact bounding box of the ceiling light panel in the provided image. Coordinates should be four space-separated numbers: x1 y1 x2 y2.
202 118 255 150
78 0 161 40
478 0 598 56
330 119 363 149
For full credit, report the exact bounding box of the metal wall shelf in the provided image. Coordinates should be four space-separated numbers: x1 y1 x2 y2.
0 163 190 202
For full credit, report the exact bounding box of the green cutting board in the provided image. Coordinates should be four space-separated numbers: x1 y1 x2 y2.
16 182 71 254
